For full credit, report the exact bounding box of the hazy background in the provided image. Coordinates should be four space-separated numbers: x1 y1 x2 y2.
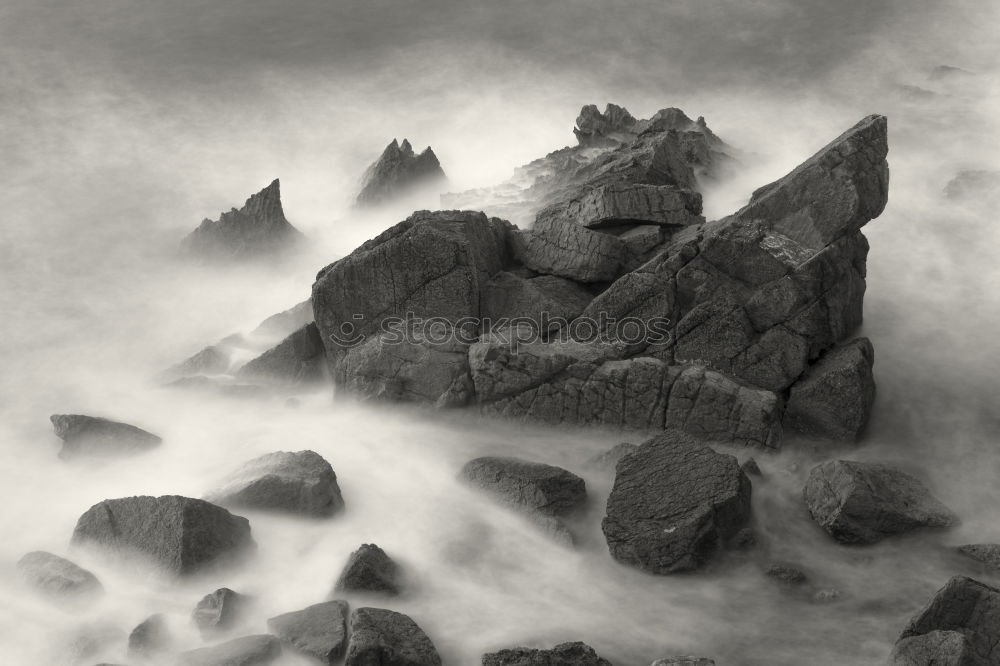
1 0 999 664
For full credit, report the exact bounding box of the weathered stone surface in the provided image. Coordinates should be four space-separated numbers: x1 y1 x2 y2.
460 456 586 517
334 544 400 596
891 576 1000 665
192 587 251 635
180 634 281 666
574 103 638 146
517 210 628 283
206 450 344 518
957 544 1000 570
357 139 446 206
561 182 702 229
481 272 593 331
267 600 349 664
127 614 170 658
803 461 958 544
766 563 807 586
602 431 752 573
784 338 875 440
482 641 612 665
345 607 441 666
236 323 326 385
71 496 254 575
182 179 303 260
50 414 161 459
16 551 102 601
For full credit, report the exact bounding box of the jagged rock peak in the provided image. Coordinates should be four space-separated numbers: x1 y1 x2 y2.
574 103 638 146
182 179 303 261
356 138 446 206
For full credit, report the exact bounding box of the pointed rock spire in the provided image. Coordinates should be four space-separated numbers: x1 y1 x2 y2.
355 138 446 206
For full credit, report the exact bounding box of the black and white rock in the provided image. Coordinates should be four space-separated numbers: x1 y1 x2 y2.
602 430 752 573
803 461 958 544
957 544 1000 570
333 544 400 596
460 456 586 516
889 576 1000 665
50 414 161 459
16 551 103 602
179 634 282 666
182 179 303 261
127 614 171 658
267 600 349 665
71 495 255 575
482 641 613 665
192 587 252 635
586 442 639 469
206 450 344 518
236 323 327 386
356 139 446 206
344 607 441 666
765 563 808 586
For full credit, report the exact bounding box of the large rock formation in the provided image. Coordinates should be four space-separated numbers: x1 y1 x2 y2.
482 641 613 666
16 551 103 602
50 414 161 459
344 607 441 666
71 495 255 575
267 600 349 664
182 179 303 260
205 450 344 518
890 576 1000 665
602 430 752 574
803 461 958 544
356 139 446 206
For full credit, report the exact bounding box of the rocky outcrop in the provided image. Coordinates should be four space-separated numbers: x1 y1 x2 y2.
182 179 303 261
236 323 326 385
333 544 401 596
206 450 344 518
890 576 1000 665
127 614 170 658
50 414 161 459
193 587 251 635
482 641 612 665
71 495 255 575
574 103 638 146
803 461 958 544
957 544 1000 570
180 634 282 666
481 272 594 331
267 600 349 664
783 337 876 440
357 139 446 206
16 551 103 601
602 431 752 574
344 607 441 666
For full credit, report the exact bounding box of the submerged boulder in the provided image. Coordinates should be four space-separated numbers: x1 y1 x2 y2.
236 323 326 386
71 495 254 575
206 450 344 518
180 634 282 666
182 179 302 261
268 600 349 664
803 460 958 544
356 139 446 206
345 607 441 666
127 614 171 658
192 587 252 635
50 414 161 459
333 544 401 596
482 641 612 665
602 431 752 573
460 456 587 516
957 544 1000 570
16 551 102 601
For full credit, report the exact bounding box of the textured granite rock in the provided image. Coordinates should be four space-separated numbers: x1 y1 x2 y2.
482 641 612 665
333 544 400 596
481 272 593 331
344 607 441 666
50 414 161 459
236 323 326 385
460 456 587 517
957 544 1000 570
192 587 251 635
16 551 103 601
356 139 446 206
267 600 349 664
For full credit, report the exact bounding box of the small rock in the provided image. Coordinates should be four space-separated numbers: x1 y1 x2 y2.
206 450 344 518
192 588 251 635
803 460 958 544
333 544 400 596
345 607 441 666
179 634 282 666
766 563 808 586
812 588 842 604
459 457 586 517
957 543 1000 569
741 458 762 476
127 614 170 658
267 600 349 664
651 659 716 666
483 641 612 665
16 551 102 602
50 414 161 459
236 323 326 386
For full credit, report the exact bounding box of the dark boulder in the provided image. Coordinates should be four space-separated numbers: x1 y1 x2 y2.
481 272 593 332
890 576 1000 665
460 456 586 517
236 323 326 386
71 495 254 575
16 551 102 601
50 414 161 459
206 450 344 518
179 634 281 666
267 600 349 664
356 139 446 206
345 607 441 666
127 614 170 658
651 659 716 666
803 461 958 544
192 587 252 635
602 431 752 573
574 103 637 146
181 179 303 261
957 544 1000 569
482 641 612 665
765 563 808 586
783 338 876 440
333 544 400 596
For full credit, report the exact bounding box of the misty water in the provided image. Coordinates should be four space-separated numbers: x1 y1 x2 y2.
2 2 1000 664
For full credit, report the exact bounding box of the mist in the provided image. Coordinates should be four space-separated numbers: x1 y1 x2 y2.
2 0 999 664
